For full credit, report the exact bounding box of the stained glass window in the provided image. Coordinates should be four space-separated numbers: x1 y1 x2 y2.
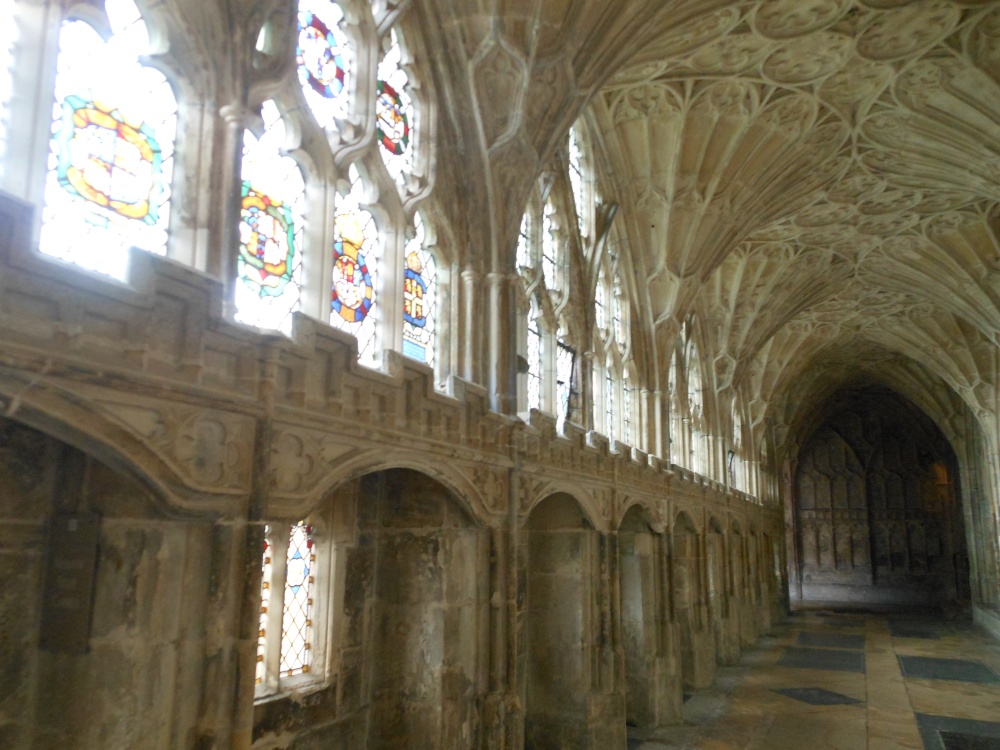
516 212 531 270
330 165 380 363
0 0 18 177
527 309 542 411
255 525 272 685
280 521 315 677
402 214 435 365
541 199 558 290
605 367 615 441
556 336 574 431
39 0 177 278
375 30 414 188
297 0 352 130
236 100 304 333
568 126 586 236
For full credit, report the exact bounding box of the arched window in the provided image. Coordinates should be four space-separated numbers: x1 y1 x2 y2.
605 365 616 441
567 124 588 237
622 367 632 446
330 165 380 364
556 325 575 430
686 339 704 474
731 401 743 490
235 100 305 333
541 197 559 291
516 211 532 270
376 29 414 188
39 0 177 277
669 349 683 466
595 264 607 333
526 305 542 411
402 213 436 365
612 272 626 348
256 520 318 694
0 0 17 177
296 0 353 130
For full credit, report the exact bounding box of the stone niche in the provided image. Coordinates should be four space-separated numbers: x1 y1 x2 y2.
671 511 714 690
618 505 681 728
0 416 216 750
521 492 613 750
253 469 490 750
792 387 969 605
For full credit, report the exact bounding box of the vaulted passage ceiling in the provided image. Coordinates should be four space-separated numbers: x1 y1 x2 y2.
416 0 1000 448
592 1 1000 441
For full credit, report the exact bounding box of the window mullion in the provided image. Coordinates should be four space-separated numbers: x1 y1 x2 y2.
264 529 288 691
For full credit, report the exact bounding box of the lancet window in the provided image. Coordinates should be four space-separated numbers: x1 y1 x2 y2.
0 0 17 177
236 101 305 333
402 213 436 365
256 521 319 695
39 0 177 277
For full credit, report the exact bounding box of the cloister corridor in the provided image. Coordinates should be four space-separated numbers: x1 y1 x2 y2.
627 608 1000 750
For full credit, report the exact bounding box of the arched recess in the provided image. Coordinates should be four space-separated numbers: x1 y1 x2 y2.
254 467 490 749
706 515 738 664
671 510 713 690
270 445 500 529
0 374 233 516
0 414 219 749
618 504 681 729
522 492 619 749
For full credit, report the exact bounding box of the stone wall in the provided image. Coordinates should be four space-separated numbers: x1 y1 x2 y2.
0 194 784 748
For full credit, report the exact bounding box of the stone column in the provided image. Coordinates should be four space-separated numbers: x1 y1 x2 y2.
461 268 480 384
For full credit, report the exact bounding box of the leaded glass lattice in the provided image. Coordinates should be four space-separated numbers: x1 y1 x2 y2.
623 372 632 445
402 214 435 365
330 165 379 364
568 126 586 236
556 336 574 431
40 1 177 277
255 525 272 685
516 212 531 270
376 30 413 188
594 270 606 334
280 521 314 677
297 0 352 130
236 100 304 334
613 273 626 347
0 0 18 177
605 368 615 441
541 199 558 291
527 311 541 411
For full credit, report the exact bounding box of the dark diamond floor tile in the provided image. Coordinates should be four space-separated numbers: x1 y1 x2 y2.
940 731 1000 750
777 647 866 673
900 656 1000 685
797 631 865 650
890 620 941 639
917 714 1000 750
772 687 863 706
824 616 866 628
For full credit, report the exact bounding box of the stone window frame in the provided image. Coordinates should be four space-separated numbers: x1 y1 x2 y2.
255 515 337 700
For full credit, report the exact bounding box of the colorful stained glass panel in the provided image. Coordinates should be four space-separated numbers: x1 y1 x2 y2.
236 101 304 334
402 214 436 365
330 166 379 363
297 0 351 130
40 7 176 277
375 30 414 188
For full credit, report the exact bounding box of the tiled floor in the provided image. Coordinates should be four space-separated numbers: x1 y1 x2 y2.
628 609 1000 749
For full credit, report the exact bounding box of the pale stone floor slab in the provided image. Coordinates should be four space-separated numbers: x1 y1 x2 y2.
626 611 1000 749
